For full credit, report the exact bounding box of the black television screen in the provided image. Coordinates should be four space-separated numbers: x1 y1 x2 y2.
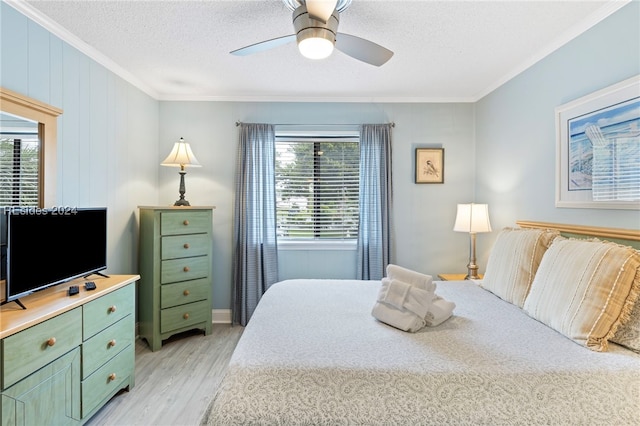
4 207 107 303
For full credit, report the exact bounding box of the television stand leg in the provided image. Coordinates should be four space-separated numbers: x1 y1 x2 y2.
84 271 110 279
0 299 27 309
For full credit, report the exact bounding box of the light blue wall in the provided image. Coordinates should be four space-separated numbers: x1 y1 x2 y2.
3 1 638 313
475 1 640 265
1 2 160 276
159 102 476 309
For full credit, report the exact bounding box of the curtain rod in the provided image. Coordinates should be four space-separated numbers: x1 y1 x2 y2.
235 121 394 127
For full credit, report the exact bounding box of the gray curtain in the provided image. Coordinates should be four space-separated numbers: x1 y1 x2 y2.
232 123 279 326
357 123 393 280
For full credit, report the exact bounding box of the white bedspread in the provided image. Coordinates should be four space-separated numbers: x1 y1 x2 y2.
203 279 640 425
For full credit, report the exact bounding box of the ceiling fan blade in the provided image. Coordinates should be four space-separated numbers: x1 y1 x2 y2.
230 34 296 56
335 33 394 66
306 0 338 23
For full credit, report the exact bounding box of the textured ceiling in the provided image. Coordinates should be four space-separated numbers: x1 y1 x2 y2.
16 0 628 102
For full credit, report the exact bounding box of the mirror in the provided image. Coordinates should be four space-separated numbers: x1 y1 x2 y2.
0 87 62 208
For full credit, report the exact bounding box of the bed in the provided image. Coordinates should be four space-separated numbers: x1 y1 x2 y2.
203 222 640 425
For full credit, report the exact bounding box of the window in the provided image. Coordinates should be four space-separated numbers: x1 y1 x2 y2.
275 130 359 241
0 114 40 206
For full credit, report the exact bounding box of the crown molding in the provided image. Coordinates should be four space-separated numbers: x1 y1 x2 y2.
5 0 159 100
156 94 476 103
474 0 631 101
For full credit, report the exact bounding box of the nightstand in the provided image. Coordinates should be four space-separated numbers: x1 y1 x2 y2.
437 274 483 281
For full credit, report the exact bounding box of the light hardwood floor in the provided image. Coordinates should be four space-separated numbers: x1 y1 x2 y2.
86 324 243 426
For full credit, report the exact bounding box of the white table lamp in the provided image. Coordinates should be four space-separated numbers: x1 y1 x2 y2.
453 203 492 279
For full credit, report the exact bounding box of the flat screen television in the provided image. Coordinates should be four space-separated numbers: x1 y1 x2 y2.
1 207 107 307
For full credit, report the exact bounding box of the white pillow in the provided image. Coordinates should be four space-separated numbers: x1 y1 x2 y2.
481 227 559 307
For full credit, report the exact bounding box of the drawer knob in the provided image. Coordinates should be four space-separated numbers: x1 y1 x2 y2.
183 220 189 226
47 337 56 347
109 305 117 313
183 313 190 320
183 266 190 272
108 373 117 382
183 243 190 249
109 339 117 347
183 289 190 296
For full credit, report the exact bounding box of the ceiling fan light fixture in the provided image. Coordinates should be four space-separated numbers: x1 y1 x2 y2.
293 4 338 60
298 32 335 59
231 1 393 67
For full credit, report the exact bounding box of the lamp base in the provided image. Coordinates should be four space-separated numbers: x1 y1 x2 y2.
172 170 191 206
464 233 481 280
464 263 481 280
173 199 191 207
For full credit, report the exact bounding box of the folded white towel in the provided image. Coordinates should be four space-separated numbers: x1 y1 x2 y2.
373 278 434 331
386 264 435 292
378 278 434 318
372 302 426 332
425 296 456 327
379 278 410 310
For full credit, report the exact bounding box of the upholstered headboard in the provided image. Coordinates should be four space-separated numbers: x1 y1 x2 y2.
516 220 640 250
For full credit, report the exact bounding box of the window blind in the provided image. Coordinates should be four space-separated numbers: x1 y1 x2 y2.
275 133 359 240
0 134 40 206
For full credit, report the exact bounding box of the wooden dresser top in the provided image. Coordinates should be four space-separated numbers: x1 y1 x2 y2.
0 274 139 339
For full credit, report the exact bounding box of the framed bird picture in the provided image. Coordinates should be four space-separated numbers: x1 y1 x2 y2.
415 148 444 183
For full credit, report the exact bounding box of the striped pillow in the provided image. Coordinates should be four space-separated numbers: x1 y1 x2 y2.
481 227 559 307
523 238 640 351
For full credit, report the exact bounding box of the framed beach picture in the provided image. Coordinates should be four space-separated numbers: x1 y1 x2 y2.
415 148 444 183
555 75 640 210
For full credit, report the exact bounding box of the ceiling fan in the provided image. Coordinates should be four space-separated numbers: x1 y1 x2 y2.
230 0 394 67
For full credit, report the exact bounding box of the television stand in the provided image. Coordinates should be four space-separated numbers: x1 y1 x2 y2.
0 275 139 425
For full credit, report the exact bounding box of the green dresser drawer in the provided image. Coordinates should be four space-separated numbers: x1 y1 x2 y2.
161 278 210 309
81 344 134 418
160 299 210 334
160 211 211 236
83 284 135 340
82 314 134 380
2 308 82 388
160 256 209 284
161 233 210 260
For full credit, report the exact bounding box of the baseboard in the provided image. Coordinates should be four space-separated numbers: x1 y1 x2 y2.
212 309 232 324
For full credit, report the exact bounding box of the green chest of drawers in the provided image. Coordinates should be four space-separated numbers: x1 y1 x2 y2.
0 275 138 426
138 207 214 351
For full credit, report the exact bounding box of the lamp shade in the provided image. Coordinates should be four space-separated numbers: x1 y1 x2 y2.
161 138 201 168
453 203 492 234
